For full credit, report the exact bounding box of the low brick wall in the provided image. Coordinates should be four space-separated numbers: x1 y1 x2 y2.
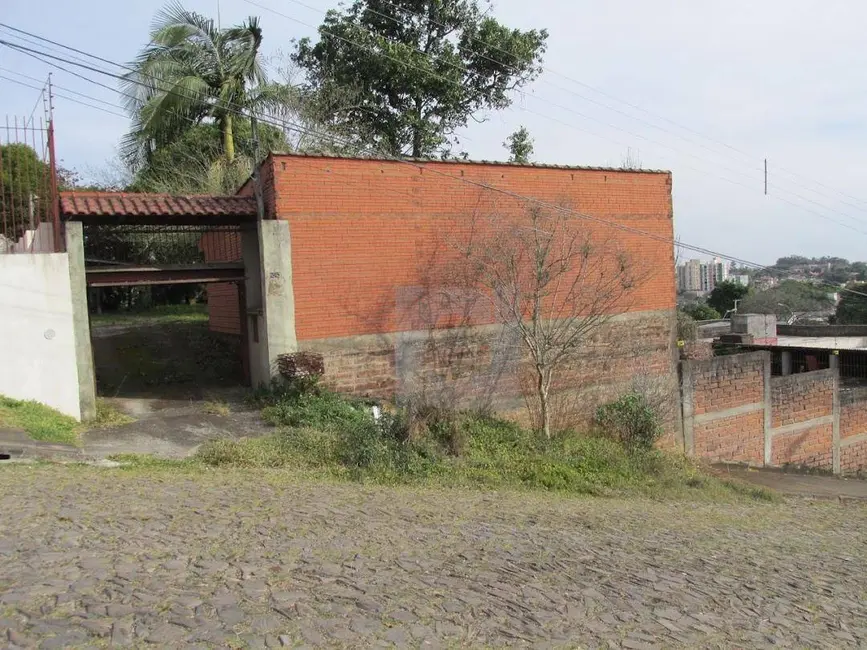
769 372 835 470
681 352 861 475
840 387 867 475
682 352 767 465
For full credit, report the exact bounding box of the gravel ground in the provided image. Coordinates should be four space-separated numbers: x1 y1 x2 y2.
0 465 865 649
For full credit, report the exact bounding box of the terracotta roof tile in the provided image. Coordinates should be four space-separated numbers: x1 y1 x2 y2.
59 191 257 218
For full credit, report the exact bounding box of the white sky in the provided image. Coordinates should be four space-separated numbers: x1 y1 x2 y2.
2 0 867 265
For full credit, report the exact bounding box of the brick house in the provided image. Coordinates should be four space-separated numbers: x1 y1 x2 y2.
208 153 678 426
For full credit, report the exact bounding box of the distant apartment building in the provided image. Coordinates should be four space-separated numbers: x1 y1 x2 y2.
731 274 750 287
677 257 730 294
677 259 702 293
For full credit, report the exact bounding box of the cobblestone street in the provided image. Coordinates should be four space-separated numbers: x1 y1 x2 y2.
1 466 865 648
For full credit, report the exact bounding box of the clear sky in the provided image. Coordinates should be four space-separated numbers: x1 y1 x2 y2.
2 0 866 266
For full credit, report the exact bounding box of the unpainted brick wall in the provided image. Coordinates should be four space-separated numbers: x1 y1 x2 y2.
690 354 765 416
685 353 766 464
771 424 834 470
841 439 867 475
206 154 678 425
201 230 243 336
207 284 241 336
840 387 867 474
684 353 845 473
303 311 675 428
770 373 834 428
840 387 867 440
269 155 675 341
693 411 764 464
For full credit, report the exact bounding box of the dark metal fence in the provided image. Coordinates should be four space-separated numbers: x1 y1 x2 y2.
0 116 60 252
83 224 242 268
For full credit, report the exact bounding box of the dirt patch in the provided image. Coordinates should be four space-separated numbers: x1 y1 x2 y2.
92 321 244 400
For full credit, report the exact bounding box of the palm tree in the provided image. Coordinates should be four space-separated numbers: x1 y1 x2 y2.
121 2 285 170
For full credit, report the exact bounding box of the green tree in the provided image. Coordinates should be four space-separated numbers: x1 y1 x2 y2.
130 122 287 194
293 0 548 157
504 126 533 163
836 283 867 324
0 144 50 239
738 280 835 317
707 280 750 316
682 302 720 321
121 2 287 169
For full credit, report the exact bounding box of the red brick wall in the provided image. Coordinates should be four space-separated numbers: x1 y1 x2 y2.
693 411 764 464
691 354 765 416
303 311 675 427
269 154 675 342
685 353 767 465
771 424 834 469
840 389 867 475
770 373 834 428
840 388 867 440
841 440 867 475
768 372 835 469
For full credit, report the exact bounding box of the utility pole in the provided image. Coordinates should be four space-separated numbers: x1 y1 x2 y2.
764 158 768 196
46 73 62 252
250 112 265 221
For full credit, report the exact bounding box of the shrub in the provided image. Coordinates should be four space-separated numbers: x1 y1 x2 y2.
595 393 663 451
676 310 698 342
261 389 369 430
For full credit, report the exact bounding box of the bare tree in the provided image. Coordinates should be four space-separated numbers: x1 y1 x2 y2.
460 204 637 438
620 147 643 170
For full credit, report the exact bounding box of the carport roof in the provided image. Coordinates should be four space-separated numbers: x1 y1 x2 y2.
60 191 257 221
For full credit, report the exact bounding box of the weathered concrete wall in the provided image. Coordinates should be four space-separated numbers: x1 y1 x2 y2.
0 252 82 419
778 324 867 337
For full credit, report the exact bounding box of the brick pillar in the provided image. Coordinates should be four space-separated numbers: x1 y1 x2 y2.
833 366 841 475
763 352 772 466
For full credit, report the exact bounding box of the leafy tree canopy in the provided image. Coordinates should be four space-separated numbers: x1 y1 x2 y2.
505 126 533 163
836 283 867 324
122 2 289 169
738 280 835 317
293 0 548 157
0 144 53 239
707 280 751 316
130 122 287 194
681 302 720 321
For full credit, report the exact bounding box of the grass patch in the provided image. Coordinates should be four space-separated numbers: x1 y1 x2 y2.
91 303 208 327
106 453 199 471
196 389 776 503
0 396 80 445
202 400 231 416
91 400 135 428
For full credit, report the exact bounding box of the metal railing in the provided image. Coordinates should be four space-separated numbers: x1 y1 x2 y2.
0 115 60 253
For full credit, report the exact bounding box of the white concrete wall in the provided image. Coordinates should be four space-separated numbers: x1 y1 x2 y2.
0 253 81 420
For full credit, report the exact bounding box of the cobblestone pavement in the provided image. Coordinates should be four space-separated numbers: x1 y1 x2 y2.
1 466 865 649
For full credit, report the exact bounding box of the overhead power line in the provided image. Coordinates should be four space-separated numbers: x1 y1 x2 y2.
271 0 867 213
242 0 867 234
2 25 867 300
